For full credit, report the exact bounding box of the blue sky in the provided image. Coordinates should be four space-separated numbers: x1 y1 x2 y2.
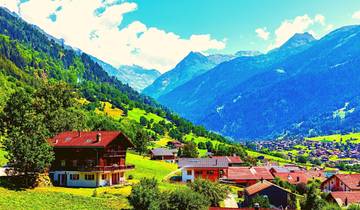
1 0 360 72
122 0 360 53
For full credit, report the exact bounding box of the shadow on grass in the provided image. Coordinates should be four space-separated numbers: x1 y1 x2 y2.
0 175 37 191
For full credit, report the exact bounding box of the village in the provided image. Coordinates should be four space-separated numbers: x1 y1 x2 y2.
249 138 360 167
24 130 360 209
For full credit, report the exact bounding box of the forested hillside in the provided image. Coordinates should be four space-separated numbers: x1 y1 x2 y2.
0 7 242 155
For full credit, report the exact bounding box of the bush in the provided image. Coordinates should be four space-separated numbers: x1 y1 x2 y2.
322 202 341 210
166 188 210 210
188 179 229 206
128 178 161 210
250 195 270 208
348 204 360 210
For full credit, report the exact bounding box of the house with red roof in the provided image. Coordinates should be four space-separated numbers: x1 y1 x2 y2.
220 167 274 186
327 191 360 207
326 191 360 208
321 174 360 192
271 168 325 185
49 131 134 187
243 180 297 209
178 156 243 182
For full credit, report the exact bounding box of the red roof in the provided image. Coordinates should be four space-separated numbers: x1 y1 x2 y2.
245 180 273 195
244 180 292 196
49 131 133 148
334 174 360 190
330 191 360 206
274 172 308 184
226 167 274 180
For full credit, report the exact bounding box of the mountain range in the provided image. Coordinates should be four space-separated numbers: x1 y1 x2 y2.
142 52 235 99
91 56 161 92
152 27 360 139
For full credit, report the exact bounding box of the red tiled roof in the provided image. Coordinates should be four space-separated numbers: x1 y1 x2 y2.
226 167 274 180
330 191 360 206
49 131 133 148
335 174 360 190
245 180 273 195
274 172 309 184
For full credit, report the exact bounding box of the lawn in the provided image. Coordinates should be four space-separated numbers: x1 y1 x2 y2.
126 152 184 191
127 108 167 124
0 187 128 210
305 132 360 143
246 149 292 164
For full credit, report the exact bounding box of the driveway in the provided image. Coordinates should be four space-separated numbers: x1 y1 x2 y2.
223 193 238 208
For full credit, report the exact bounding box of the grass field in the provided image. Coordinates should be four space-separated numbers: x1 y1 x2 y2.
0 187 129 210
306 132 360 143
95 102 123 120
127 108 167 124
246 149 292 164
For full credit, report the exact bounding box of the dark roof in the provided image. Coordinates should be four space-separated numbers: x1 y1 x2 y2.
330 191 360 206
178 158 229 168
212 156 243 164
245 180 291 196
150 148 174 156
49 131 132 148
225 167 274 180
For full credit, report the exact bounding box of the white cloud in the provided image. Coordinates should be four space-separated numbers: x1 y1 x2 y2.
0 0 225 72
352 10 360 19
255 27 270 40
267 14 331 50
315 14 325 25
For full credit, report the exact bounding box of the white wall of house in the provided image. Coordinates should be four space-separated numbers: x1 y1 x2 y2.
181 168 194 182
51 171 124 187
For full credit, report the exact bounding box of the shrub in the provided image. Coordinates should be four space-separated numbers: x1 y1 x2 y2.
166 188 210 210
128 178 161 210
188 179 229 206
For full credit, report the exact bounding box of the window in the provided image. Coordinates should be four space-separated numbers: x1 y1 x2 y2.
72 160 78 167
70 174 79 180
207 170 214 175
102 174 107 180
187 170 192 176
85 174 95 180
61 160 66 167
195 171 202 175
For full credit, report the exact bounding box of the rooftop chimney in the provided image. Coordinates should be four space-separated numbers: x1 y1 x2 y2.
96 133 102 143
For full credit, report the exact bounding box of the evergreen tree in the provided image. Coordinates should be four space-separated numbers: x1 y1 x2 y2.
180 142 199 158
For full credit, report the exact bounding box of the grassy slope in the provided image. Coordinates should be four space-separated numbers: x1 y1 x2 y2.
0 187 128 210
305 132 360 143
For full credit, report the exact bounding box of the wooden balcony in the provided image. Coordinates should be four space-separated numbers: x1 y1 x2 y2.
103 150 126 158
51 164 135 172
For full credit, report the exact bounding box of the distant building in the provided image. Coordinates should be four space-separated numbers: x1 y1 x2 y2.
327 191 360 207
243 180 297 209
167 140 183 149
321 174 360 192
271 167 325 185
220 166 274 186
49 131 134 187
150 148 177 162
178 156 243 182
